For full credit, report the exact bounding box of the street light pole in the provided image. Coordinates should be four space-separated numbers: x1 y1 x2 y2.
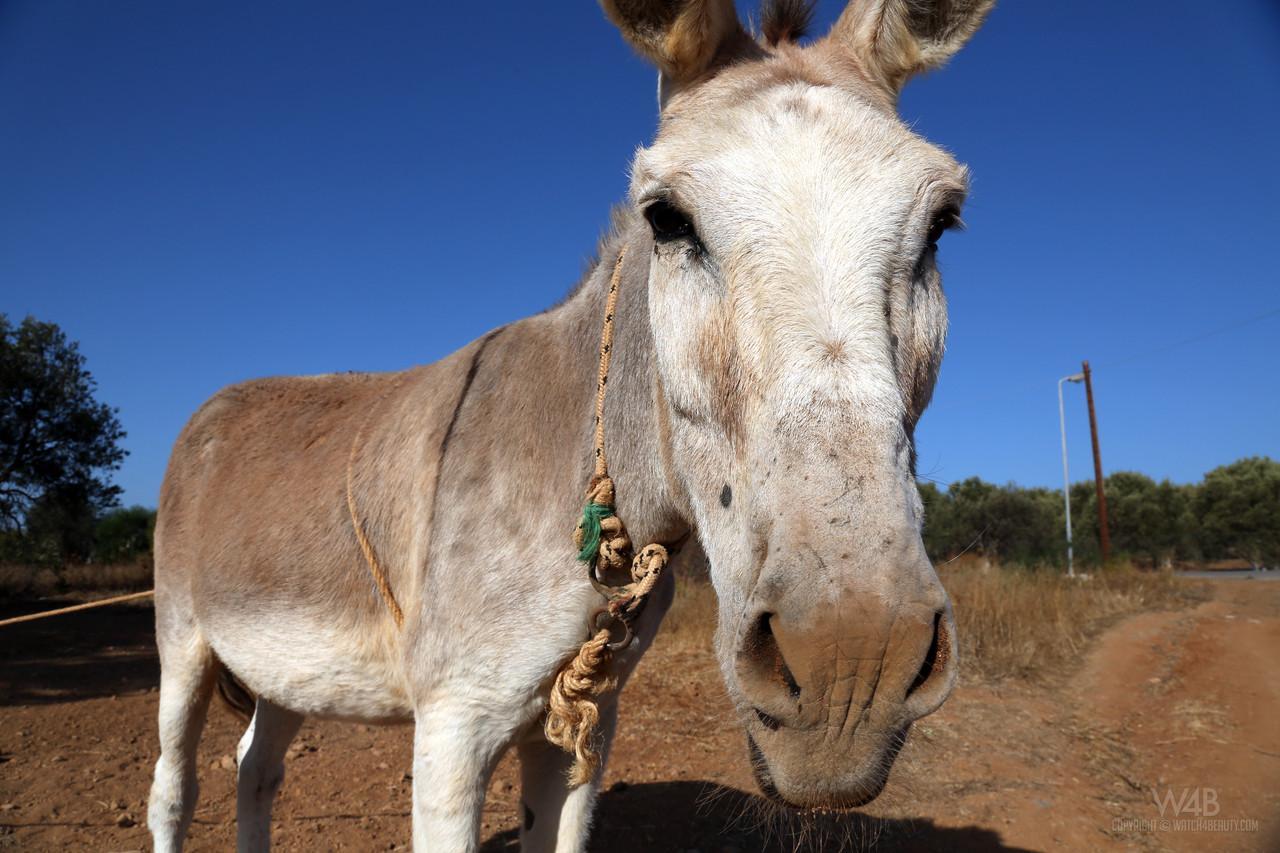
1059 372 1085 577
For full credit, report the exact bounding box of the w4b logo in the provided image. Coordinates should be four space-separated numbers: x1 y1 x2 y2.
1152 787 1220 817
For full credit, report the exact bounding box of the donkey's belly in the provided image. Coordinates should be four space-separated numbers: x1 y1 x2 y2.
205 610 415 722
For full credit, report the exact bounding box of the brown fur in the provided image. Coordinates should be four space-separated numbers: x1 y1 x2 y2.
760 0 817 46
154 218 686 713
694 308 748 450
829 0 996 96
602 0 758 88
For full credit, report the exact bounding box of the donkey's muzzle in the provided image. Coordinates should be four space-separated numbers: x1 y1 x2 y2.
732 578 958 808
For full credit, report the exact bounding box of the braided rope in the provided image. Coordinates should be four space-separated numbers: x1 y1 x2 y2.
346 381 406 628
591 251 623 482
342 247 668 785
545 246 670 786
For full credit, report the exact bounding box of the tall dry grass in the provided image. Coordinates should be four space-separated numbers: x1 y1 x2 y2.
664 558 1206 683
0 562 153 598
662 570 721 646
941 557 1206 680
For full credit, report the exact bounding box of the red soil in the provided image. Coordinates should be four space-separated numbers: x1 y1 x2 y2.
1 579 1276 851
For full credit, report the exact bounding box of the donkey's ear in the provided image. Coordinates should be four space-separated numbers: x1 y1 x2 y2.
601 0 750 101
828 0 994 99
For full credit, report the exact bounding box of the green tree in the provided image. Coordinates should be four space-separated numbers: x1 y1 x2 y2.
917 481 954 561
980 485 1061 566
1194 457 1280 568
21 483 100 564
919 460 1275 572
925 478 1063 567
1171 482 1203 562
1068 480 1103 567
1101 472 1191 566
94 505 157 564
1153 479 1197 564
945 477 998 558
0 315 126 560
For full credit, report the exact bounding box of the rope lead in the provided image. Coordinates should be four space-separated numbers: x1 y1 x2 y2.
544 246 671 787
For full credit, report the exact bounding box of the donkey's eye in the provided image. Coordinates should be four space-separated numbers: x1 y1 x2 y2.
644 200 695 243
926 208 960 248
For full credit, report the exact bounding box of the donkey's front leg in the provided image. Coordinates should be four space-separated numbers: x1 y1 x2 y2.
517 702 619 853
411 702 513 852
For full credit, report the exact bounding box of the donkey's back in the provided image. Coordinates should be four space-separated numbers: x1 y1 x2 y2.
153 338 486 722
156 372 401 716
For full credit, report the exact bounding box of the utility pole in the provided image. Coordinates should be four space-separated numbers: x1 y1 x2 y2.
1058 373 1085 577
1082 360 1110 564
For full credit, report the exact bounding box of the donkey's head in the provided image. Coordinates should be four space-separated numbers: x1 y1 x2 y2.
605 0 991 808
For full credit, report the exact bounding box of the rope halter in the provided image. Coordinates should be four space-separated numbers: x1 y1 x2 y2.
544 246 670 786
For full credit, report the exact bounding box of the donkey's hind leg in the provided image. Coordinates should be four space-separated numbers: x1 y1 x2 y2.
148 625 217 853
234 697 304 853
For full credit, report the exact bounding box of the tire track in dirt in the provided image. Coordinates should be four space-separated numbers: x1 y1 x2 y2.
1067 581 1280 852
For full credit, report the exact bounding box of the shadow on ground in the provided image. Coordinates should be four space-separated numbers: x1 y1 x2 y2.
481 780 1034 852
4 601 1035 851
0 598 158 705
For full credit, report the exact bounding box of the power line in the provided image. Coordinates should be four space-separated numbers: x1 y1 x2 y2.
920 305 1280 491
1100 306 1280 369
927 304 1280 414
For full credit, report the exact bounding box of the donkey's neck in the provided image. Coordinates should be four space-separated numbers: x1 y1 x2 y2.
379 215 693 622
540 222 690 547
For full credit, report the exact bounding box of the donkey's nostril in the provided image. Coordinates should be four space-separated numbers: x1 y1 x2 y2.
751 613 801 699
779 655 801 699
754 708 781 731
738 612 803 719
908 611 949 698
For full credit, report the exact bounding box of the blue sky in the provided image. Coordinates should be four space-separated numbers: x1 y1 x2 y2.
2 1 1277 507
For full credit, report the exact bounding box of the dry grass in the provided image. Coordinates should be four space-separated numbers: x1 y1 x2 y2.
0 562 153 598
662 570 721 647
5 554 1206 685
942 556 1206 681
664 558 1207 683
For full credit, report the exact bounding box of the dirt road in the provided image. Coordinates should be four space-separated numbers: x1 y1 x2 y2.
2 578 1276 851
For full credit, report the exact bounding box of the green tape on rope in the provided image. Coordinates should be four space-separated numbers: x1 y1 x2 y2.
577 502 614 563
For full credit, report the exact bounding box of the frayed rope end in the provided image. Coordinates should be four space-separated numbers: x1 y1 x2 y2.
545 627 616 787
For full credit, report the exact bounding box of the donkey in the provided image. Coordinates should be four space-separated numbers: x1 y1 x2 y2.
147 0 992 850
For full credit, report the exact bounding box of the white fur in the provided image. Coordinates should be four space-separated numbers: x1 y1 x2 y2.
637 78 966 655
148 0 986 846
235 700 303 851
148 628 214 853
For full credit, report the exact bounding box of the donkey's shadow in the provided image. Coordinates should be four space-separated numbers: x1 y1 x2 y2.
0 598 157 705
481 780 1034 852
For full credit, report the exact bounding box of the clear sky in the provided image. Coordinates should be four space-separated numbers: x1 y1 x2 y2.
2 1 1277 507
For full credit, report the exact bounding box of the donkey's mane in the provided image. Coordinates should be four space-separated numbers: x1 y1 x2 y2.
552 203 640 311
760 0 818 46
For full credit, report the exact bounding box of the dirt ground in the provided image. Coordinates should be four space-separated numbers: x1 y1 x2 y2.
2 578 1277 852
